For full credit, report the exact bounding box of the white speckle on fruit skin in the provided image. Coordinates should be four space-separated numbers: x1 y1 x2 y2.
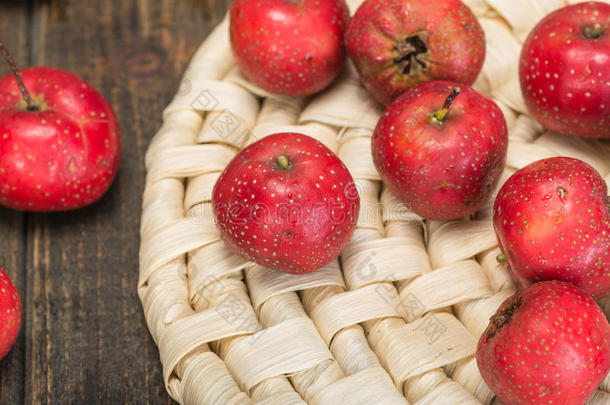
478 281 610 404
519 1 610 138
212 132 359 274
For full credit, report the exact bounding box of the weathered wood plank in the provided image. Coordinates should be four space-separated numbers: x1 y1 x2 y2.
0 2 31 404
23 0 226 403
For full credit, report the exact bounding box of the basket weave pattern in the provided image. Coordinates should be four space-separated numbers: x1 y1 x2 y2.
139 1 610 403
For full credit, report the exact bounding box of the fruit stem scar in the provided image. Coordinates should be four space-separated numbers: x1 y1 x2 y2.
0 42 38 112
496 253 507 263
430 87 461 125
276 155 292 170
486 295 522 338
393 34 428 75
583 23 603 39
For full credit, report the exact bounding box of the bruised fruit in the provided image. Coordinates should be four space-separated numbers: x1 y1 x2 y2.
477 281 610 405
345 0 485 105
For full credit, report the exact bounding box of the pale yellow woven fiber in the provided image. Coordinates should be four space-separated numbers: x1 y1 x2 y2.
139 0 610 403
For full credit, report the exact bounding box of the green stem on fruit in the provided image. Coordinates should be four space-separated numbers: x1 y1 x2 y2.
276 155 292 170
430 87 461 125
496 253 507 264
0 42 38 111
583 23 603 39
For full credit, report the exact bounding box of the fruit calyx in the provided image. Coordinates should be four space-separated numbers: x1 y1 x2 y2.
430 87 461 125
486 294 522 338
583 23 603 39
276 154 293 170
0 42 39 112
393 33 429 75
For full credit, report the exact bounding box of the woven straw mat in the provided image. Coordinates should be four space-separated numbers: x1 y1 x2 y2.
138 0 610 404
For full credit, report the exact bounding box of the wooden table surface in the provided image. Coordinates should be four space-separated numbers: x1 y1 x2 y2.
0 1 228 403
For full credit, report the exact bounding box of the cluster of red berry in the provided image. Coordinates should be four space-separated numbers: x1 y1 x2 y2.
0 0 607 402
217 1 610 404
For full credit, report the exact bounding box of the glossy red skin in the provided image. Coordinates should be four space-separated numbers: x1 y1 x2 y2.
519 2 610 138
494 157 610 299
0 67 120 211
0 268 21 360
477 281 610 405
372 81 507 221
212 133 359 274
230 0 350 96
345 0 485 105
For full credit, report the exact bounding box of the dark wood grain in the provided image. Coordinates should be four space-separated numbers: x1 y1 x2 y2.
0 2 31 404
0 0 229 403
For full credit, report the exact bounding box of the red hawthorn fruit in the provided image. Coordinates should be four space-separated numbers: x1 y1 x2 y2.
230 0 350 96
477 281 610 405
519 1 610 138
212 132 360 274
345 0 486 105
372 80 508 221
0 268 21 360
494 157 610 299
0 45 120 211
